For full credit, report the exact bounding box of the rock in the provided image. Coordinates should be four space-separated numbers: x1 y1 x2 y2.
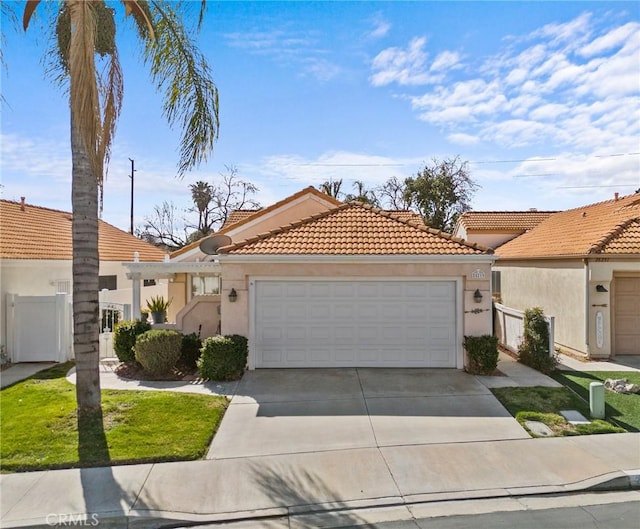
604 378 640 394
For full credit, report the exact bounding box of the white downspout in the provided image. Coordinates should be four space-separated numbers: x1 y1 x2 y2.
584 259 590 356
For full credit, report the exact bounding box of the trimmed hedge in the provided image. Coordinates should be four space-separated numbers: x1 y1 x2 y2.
464 334 499 374
180 333 203 369
113 320 151 362
198 334 248 381
134 330 182 375
518 307 557 374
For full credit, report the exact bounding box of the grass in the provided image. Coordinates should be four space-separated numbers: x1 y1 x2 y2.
551 370 640 432
1 362 228 472
491 386 625 437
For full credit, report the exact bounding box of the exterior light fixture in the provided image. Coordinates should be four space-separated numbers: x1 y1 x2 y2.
473 289 483 303
228 288 238 302
596 285 608 293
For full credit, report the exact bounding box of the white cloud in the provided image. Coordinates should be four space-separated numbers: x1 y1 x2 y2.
579 21 638 57
302 58 342 82
430 51 463 72
368 15 391 39
447 132 479 146
370 37 440 86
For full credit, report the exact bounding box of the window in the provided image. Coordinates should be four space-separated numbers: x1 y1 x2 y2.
191 276 220 297
99 275 117 291
143 279 156 287
491 271 501 296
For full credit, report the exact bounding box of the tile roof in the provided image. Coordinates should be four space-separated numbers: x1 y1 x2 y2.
497 194 640 258
219 202 490 255
0 199 165 261
383 210 425 225
456 210 557 232
221 209 261 229
171 186 341 258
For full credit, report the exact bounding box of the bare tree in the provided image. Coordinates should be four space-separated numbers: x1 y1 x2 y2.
377 176 414 210
140 166 260 248
319 178 343 199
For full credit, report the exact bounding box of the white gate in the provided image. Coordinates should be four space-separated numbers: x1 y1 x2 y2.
99 302 130 358
494 303 555 356
5 293 72 363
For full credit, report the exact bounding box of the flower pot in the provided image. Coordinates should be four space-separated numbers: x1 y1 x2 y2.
151 311 166 324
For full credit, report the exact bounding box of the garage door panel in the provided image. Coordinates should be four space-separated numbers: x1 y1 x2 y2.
615 277 640 355
254 280 457 368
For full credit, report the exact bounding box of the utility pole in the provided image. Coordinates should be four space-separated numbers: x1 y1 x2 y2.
129 158 135 234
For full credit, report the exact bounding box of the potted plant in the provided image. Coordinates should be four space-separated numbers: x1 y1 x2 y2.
146 295 172 324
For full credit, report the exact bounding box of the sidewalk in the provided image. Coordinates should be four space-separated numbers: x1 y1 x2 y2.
1 433 638 528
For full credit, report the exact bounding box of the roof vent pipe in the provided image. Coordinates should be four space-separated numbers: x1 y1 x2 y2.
614 192 619 201
20 196 25 211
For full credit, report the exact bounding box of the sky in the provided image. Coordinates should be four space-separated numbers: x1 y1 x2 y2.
1 1 639 233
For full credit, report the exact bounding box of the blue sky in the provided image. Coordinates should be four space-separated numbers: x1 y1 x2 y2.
1 1 639 232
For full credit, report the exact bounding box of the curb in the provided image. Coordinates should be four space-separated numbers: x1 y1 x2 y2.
6 470 637 529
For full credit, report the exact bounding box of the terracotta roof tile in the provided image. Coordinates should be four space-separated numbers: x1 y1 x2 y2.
220 202 490 255
171 186 341 258
456 210 557 232
383 210 425 225
497 194 640 258
221 209 260 229
0 199 165 261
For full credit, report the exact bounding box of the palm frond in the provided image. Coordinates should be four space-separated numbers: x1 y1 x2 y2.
142 1 219 176
22 0 41 30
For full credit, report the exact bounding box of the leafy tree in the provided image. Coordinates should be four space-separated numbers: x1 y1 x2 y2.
140 165 260 248
16 1 220 415
403 157 478 232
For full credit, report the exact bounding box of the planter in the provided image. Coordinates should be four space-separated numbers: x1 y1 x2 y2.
151 311 166 324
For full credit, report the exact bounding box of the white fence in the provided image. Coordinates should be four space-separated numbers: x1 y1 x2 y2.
494 303 555 356
4 293 130 362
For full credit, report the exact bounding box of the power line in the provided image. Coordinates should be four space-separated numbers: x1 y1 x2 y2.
557 184 639 189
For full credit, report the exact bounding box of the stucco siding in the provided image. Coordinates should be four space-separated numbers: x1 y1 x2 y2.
495 261 587 354
219 260 492 366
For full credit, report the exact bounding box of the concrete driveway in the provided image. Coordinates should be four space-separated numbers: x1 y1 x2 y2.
207 368 529 459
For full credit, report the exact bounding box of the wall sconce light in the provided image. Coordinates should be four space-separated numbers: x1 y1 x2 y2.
473 289 483 303
228 288 238 302
596 284 608 293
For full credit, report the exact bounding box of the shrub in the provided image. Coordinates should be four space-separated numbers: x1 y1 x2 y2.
198 334 248 381
134 330 182 375
518 307 557 374
180 332 203 369
464 335 499 374
113 320 151 362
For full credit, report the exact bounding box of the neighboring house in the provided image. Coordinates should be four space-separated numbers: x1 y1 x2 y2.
495 193 640 358
453 210 557 249
125 187 494 370
0 198 167 360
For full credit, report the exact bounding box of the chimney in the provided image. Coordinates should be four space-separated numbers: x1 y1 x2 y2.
20 196 25 212
614 192 619 201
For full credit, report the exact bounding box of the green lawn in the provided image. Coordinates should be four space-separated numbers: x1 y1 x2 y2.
491 386 625 437
551 370 640 432
1 363 228 472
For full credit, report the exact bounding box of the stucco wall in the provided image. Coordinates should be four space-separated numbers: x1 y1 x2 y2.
219 259 492 366
495 260 587 355
463 232 521 250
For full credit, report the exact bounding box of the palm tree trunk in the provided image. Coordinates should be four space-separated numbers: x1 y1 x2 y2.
71 116 102 414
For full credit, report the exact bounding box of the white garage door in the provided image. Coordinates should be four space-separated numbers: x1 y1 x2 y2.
253 280 458 368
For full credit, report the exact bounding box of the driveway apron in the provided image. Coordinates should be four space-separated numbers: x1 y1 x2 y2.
207 368 529 459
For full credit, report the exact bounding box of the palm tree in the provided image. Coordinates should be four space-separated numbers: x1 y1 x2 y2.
319 178 343 199
20 1 219 415
190 180 214 234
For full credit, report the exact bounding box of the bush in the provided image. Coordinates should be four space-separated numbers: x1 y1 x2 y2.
198 334 248 381
180 332 203 369
134 330 182 375
113 320 151 362
518 307 557 374
464 335 499 374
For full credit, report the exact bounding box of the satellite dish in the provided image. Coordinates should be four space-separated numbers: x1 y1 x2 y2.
199 234 232 255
